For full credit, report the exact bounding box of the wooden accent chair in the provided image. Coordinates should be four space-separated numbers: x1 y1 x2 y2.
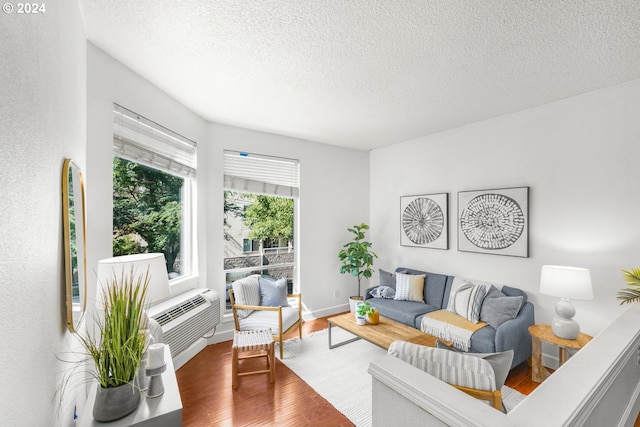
228 275 302 359
388 340 513 411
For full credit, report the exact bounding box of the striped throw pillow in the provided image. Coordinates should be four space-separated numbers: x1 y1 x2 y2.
388 341 496 391
446 281 487 323
232 276 261 319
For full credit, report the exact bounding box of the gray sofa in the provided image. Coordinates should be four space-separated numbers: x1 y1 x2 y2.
364 267 534 368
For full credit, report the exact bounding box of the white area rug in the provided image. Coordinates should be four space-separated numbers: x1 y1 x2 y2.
278 327 526 427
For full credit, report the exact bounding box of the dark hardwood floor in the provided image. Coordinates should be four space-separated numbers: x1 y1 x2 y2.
175 315 542 426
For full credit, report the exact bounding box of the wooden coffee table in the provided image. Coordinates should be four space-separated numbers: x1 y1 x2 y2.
327 312 448 350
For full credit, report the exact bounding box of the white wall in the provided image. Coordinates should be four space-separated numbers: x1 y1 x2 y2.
85 46 370 340
207 124 370 334
0 2 87 426
370 78 640 340
86 43 208 305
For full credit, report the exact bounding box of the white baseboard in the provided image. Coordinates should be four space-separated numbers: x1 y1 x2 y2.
172 337 208 370
305 303 349 320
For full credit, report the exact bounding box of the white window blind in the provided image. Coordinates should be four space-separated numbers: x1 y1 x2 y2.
223 150 299 198
113 104 197 178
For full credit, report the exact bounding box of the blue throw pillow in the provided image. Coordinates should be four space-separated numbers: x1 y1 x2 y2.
480 285 524 329
259 276 289 307
379 269 396 288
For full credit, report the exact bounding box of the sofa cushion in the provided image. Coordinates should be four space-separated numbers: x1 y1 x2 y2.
368 298 437 327
480 285 524 329
379 269 396 288
446 281 487 323
238 306 300 335
394 272 425 303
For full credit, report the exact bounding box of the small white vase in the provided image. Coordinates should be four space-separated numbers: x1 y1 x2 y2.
356 317 366 326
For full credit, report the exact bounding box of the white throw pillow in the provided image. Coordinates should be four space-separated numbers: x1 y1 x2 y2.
446 281 487 323
394 272 425 303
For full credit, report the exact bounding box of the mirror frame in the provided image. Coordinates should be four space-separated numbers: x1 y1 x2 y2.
62 159 87 332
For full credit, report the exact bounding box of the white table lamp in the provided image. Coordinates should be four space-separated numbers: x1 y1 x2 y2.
96 253 170 308
539 265 593 340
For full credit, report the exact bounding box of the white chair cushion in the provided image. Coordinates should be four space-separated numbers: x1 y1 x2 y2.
388 340 496 391
238 306 300 335
232 275 261 319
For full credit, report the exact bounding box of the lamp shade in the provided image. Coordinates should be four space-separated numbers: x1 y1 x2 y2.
539 265 593 300
96 253 170 307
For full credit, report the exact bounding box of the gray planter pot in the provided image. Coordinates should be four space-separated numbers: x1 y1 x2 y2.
93 382 141 422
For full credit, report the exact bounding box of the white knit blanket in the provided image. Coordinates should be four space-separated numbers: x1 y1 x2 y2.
421 315 475 351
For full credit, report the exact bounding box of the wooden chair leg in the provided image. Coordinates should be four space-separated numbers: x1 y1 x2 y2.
232 346 239 389
492 391 502 410
269 341 275 383
279 335 284 359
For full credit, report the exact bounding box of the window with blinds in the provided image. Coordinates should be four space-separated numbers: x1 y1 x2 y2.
112 104 197 280
113 104 197 178
223 150 299 198
223 150 299 310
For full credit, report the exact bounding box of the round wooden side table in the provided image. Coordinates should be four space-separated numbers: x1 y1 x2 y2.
528 324 592 383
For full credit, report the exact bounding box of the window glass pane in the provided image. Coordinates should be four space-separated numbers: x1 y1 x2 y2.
224 191 295 310
113 157 185 278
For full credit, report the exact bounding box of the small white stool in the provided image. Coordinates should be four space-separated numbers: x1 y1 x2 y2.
231 329 275 389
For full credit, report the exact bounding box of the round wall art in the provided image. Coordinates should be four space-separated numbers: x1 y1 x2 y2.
457 187 528 257
400 193 448 249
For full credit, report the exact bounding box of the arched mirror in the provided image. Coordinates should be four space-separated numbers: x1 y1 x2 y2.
62 159 87 332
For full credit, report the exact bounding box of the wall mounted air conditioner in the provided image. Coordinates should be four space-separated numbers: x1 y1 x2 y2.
147 288 220 358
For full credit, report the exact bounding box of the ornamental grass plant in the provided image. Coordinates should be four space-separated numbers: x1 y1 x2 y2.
77 267 149 388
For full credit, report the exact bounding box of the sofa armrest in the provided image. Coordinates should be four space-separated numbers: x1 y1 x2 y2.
494 302 534 368
363 286 378 300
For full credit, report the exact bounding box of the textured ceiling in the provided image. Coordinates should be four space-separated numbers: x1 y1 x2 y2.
78 0 640 150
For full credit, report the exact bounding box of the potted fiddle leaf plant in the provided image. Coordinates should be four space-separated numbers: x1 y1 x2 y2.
338 223 378 312
77 267 149 422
